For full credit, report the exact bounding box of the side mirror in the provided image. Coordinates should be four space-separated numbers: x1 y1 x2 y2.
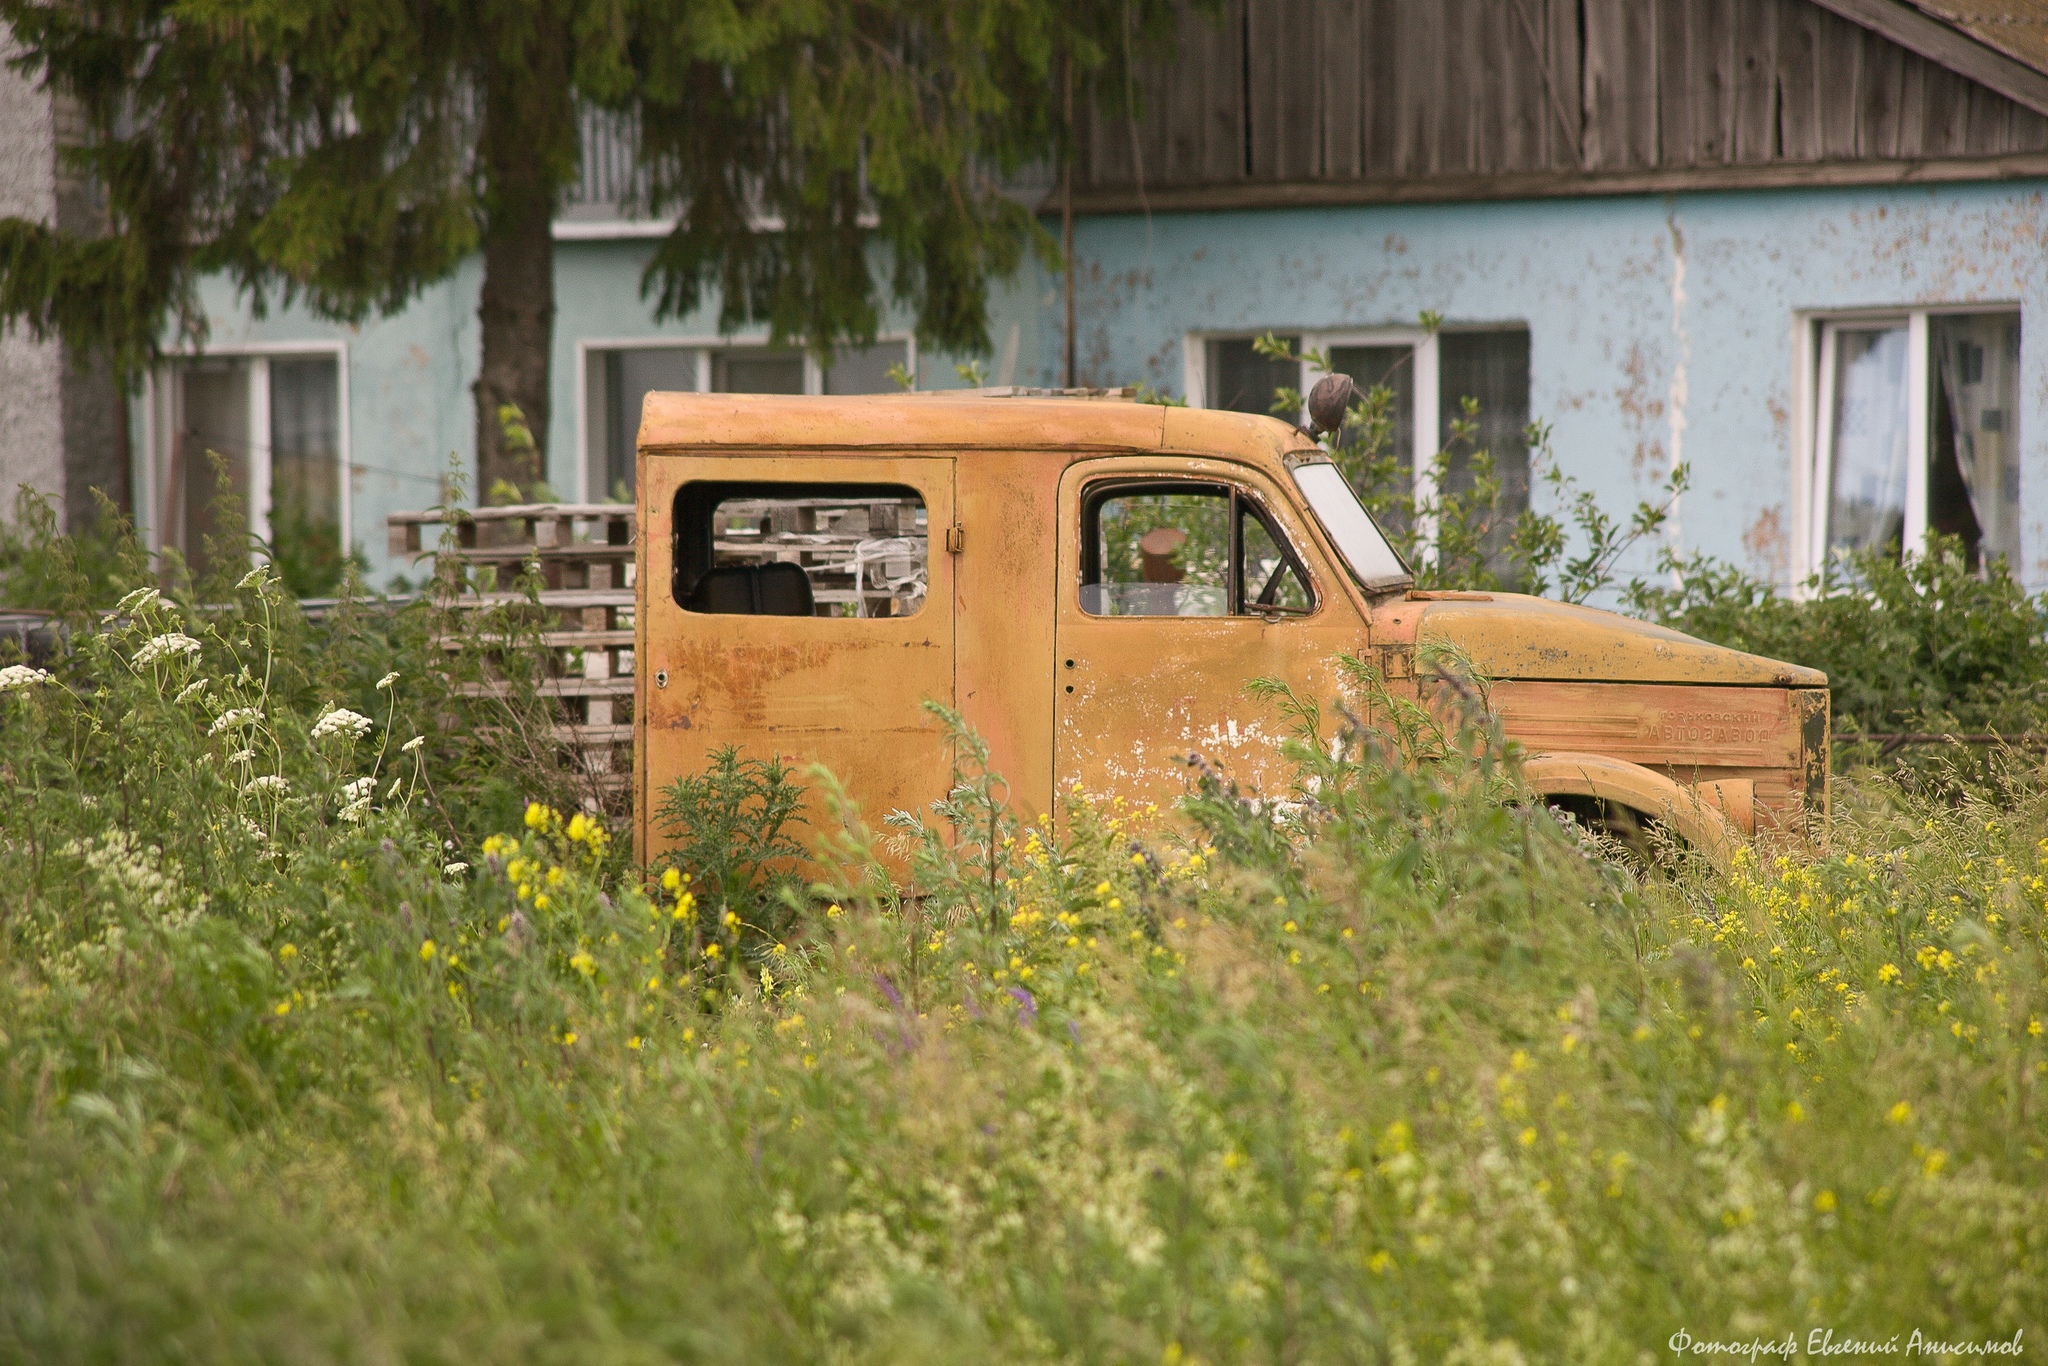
1306 373 1356 438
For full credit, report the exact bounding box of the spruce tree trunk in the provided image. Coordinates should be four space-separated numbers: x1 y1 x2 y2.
473 199 554 503
472 42 572 505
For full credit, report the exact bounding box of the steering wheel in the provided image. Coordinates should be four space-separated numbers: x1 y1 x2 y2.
1255 560 1292 608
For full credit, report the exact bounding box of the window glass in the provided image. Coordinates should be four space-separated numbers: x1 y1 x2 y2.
172 360 251 582
1931 313 2021 570
1084 488 1231 616
1241 504 1312 611
1079 482 1314 617
1206 337 1298 415
1439 329 1532 576
604 348 696 500
268 356 345 596
672 482 927 618
1291 463 1411 591
1825 325 1911 559
825 341 909 395
713 349 805 395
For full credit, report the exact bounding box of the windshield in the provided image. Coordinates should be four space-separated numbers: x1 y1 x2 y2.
1289 463 1412 592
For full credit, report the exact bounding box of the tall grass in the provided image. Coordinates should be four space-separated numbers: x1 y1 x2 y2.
2 557 2044 1360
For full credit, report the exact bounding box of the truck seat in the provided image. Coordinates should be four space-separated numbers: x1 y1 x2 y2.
683 562 816 616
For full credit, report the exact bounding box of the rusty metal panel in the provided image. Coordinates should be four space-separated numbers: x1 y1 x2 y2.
1051 453 1370 808
1491 679 1805 769
637 452 958 866
956 454 1064 824
1415 594 1828 686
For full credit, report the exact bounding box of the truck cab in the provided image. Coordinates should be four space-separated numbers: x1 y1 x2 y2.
634 391 1827 862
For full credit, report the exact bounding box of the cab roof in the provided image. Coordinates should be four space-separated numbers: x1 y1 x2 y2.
636 390 1321 466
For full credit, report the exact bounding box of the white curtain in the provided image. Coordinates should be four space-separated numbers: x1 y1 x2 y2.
1932 314 2022 568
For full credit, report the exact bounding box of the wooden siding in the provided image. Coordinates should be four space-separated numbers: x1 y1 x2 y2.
1072 0 2048 209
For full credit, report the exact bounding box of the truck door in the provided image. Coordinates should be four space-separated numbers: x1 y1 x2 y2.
639 456 956 854
1052 456 1363 814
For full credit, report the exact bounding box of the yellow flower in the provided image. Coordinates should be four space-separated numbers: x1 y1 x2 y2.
1814 1189 1835 1212
568 812 588 843
1282 920 1298 933
1922 1149 1947 1177
1368 1250 1393 1275
533 893 551 912
569 951 595 976
419 939 437 962
2029 1018 2043 1037
1878 963 1900 983
704 943 721 959
661 867 681 891
561 1030 577 1046
273 1000 291 1017
628 1036 642 1050
1888 1100 1913 1124
1094 881 1112 897
278 943 298 960
525 802 547 830
1786 1101 1805 1122
1517 1127 1537 1147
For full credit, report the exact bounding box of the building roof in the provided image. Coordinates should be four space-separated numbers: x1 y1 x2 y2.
1062 0 2048 215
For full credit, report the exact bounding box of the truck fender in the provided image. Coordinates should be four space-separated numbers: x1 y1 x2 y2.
1521 751 1741 866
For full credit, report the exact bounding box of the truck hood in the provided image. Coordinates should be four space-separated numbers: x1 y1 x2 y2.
1408 592 1827 687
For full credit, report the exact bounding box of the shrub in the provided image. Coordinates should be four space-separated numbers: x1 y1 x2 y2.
1628 539 2048 747
8 599 2045 1357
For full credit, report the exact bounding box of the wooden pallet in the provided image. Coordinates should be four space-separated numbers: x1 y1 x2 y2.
391 504 636 796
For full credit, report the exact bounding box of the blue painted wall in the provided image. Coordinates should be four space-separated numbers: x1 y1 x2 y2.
147 179 2048 591
1003 181 2048 588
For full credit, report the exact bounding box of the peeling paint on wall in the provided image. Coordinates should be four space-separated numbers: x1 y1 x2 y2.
1665 206 1689 588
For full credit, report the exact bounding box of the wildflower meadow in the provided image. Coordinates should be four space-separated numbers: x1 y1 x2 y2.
1 559 2044 1362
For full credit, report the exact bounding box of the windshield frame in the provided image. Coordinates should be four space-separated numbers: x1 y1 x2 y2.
1287 460 1414 594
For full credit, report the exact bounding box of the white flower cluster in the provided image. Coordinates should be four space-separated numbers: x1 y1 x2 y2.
401 735 426 753
310 707 373 741
116 586 165 614
133 633 202 666
338 775 375 822
0 664 52 692
209 706 264 735
173 678 210 704
375 671 400 691
442 861 470 878
236 566 272 591
243 774 289 797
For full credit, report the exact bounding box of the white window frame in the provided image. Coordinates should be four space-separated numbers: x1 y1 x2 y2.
139 341 352 564
1792 303 2020 584
1185 328 1440 562
574 333 917 502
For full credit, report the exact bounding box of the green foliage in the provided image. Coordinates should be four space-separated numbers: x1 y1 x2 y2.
0 487 153 614
5 612 2046 1356
1628 537 2048 745
0 0 1187 375
1250 330 1685 601
654 746 810 967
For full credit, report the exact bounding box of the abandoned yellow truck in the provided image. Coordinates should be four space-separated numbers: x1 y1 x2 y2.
632 390 1828 862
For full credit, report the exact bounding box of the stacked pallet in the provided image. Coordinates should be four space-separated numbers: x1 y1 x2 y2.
709 494 928 617
388 503 635 796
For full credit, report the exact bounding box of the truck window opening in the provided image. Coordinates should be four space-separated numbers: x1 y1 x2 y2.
1079 480 1313 617
672 482 928 617
1289 463 1412 593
